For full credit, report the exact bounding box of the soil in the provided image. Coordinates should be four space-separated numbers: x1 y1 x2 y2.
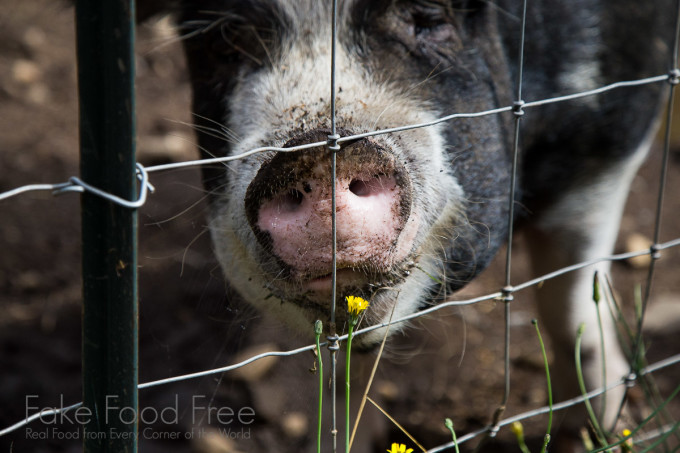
1 2 679 453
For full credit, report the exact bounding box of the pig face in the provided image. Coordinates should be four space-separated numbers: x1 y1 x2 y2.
181 1 514 342
164 0 676 438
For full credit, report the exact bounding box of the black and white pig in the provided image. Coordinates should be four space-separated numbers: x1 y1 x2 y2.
147 0 674 448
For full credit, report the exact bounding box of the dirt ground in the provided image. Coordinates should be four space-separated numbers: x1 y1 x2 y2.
1 2 679 453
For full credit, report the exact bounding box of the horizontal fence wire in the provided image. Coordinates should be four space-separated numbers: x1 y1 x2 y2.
428 354 680 452
3 351 679 445
1 235 679 439
1 22 679 452
0 73 674 205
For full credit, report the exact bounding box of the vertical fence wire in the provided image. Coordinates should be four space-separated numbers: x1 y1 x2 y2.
617 0 680 428
327 0 341 452
3 1 679 451
75 0 139 451
481 1 529 448
637 0 680 351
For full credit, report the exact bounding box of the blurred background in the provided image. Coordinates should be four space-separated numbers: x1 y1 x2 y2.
1 2 679 452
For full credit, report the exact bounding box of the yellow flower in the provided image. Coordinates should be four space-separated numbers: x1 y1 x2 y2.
510 421 524 437
346 295 369 318
622 428 633 448
387 443 413 453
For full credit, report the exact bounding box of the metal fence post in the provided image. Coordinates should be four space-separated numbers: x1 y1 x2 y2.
75 1 138 452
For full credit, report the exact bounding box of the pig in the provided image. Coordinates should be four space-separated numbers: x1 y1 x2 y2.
151 0 673 449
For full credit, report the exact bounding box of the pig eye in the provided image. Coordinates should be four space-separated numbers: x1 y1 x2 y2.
408 5 454 42
356 0 461 61
412 9 447 35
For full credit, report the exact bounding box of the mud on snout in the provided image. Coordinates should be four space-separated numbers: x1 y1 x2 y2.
241 128 427 326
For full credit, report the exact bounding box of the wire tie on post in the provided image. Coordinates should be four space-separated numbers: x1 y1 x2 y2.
53 163 153 208
485 403 506 440
512 100 525 117
501 285 514 303
488 424 501 438
668 69 680 85
650 244 661 260
624 372 637 388
327 134 341 152
326 334 340 352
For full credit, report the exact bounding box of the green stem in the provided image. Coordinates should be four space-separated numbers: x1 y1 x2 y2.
595 303 608 424
575 323 607 446
516 430 532 453
315 320 323 453
346 320 355 453
532 319 553 453
593 272 608 425
638 420 680 453
588 381 680 453
445 418 461 453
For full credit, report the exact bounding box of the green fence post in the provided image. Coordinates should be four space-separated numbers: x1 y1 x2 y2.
75 1 138 451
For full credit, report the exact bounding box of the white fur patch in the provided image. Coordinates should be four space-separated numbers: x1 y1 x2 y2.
207 8 466 335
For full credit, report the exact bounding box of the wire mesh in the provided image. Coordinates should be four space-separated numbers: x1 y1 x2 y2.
1 0 680 452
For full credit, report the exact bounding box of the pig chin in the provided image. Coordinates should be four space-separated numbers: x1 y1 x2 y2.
258 213 421 306
262 264 418 329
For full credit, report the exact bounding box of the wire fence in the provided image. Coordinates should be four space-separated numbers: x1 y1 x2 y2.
1 0 680 452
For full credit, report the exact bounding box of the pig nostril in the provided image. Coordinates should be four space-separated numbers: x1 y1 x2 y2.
349 174 398 198
349 179 371 196
277 189 304 212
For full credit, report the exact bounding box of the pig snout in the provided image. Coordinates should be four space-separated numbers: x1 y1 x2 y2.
244 129 415 292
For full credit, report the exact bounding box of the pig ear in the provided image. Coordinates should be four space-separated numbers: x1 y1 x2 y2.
136 0 178 23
